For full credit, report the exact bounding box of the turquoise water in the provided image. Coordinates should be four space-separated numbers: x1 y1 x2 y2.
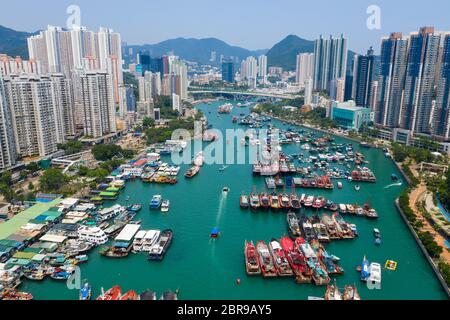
22 100 448 300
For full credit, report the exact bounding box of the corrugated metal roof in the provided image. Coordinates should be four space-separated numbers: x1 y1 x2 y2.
0 199 62 240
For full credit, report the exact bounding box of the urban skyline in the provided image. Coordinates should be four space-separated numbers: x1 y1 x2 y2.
0 0 449 54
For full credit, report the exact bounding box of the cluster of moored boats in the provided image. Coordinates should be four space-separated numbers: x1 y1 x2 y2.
324 282 361 300
240 193 379 219
94 285 178 301
287 212 358 241
245 237 343 286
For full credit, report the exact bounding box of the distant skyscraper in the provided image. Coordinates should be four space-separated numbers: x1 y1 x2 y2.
304 77 313 105
376 32 408 128
172 93 181 113
313 34 348 92
258 55 268 82
221 59 235 83
296 53 314 85
352 47 375 108
80 71 116 138
400 27 440 134
433 34 450 140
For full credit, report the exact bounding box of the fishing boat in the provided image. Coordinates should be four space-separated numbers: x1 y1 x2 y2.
249 193 261 211
287 212 302 237
304 195 314 208
354 185 361 191
366 208 379 219
97 286 122 301
184 166 200 178
120 290 139 300
339 204 347 214
244 241 261 275
290 194 301 211
280 194 291 210
79 281 92 301
161 290 178 300
312 215 330 243
269 194 281 211
150 195 162 210
374 228 381 239
337 182 343 189
361 256 370 282
161 200 170 213
281 237 311 283
128 204 142 212
1 289 33 301
259 193 270 211
275 176 285 188
322 214 341 240
300 215 316 241
148 229 173 261
343 285 361 300
240 195 250 209
265 177 276 189
256 241 278 278
312 196 326 209
325 282 342 300
269 239 294 277
140 290 157 300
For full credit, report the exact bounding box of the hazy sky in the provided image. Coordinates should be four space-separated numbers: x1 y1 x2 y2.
1 0 449 53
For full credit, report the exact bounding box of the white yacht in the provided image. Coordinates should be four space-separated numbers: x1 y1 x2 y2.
368 263 382 288
161 200 170 213
77 226 108 245
133 231 147 252
142 230 161 252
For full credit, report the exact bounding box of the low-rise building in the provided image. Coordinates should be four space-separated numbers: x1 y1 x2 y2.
330 101 373 130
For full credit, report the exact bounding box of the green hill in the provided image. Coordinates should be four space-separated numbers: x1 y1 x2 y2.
0 25 35 58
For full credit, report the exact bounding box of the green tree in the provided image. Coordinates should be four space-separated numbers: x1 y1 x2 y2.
92 144 134 161
39 169 69 193
142 117 155 129
58 140 84 155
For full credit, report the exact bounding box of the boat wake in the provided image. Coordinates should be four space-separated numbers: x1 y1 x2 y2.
215 193 227 226
384 182 403 189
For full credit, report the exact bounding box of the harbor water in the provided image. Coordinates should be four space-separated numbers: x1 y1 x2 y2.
23 100 448 300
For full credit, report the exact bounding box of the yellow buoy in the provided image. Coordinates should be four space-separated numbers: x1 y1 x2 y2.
385 260 398 271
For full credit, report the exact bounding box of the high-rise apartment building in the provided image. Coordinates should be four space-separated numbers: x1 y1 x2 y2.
375 32 408 128
296 53 314 85
0 74 17 169
433 34 450 140
352 47 376 108
221 59 235 83
400 27 441 134
258 55 268 82
313 34 348 92
80 71 116 138
3 74 65 157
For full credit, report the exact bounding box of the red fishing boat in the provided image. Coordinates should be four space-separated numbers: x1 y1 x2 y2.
97 285 122 300
244 241 261 275
259 193 270 211
269 239 294 277
120 290 139 300
280 237 311 283
256 241 277 278
312 196 326 209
